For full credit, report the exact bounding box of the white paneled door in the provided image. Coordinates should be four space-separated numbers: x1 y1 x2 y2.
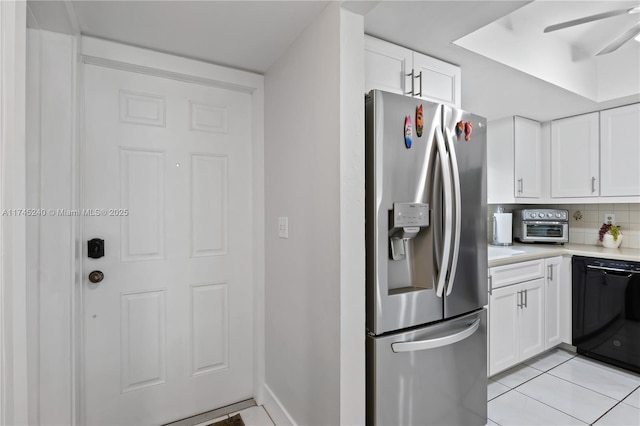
82 64 254 425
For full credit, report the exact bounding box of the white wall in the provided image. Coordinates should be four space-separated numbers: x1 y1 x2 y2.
264 3 365 425
25 29 77 425
338 7 365 426
1 1 28 424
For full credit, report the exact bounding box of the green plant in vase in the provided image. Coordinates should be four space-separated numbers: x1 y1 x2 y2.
599 223 623 248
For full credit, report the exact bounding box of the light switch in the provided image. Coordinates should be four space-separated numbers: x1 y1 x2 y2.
278 216 288 239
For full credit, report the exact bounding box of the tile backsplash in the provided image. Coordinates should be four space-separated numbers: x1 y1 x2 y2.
488 203 640 249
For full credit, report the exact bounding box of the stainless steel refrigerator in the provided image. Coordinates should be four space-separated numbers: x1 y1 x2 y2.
365 90 488 425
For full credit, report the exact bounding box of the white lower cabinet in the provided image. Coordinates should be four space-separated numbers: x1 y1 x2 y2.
517 279 545 360
544 256 563 349
488 285 519 373
489 256 567 376
489 278 544 376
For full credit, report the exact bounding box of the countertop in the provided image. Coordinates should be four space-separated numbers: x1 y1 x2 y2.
488 243 640 267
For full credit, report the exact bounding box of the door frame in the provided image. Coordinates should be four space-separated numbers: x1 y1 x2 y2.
35 35 265 424
1 1 28 425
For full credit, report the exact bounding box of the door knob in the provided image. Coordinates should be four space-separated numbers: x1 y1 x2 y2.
88 270 104 283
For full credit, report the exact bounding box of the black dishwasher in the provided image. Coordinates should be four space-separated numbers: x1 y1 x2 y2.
572 256 640 373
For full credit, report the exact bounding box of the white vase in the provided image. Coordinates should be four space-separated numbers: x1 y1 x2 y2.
601 233 623 248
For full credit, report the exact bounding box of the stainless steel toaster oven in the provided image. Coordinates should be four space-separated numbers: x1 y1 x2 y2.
514 209 569 243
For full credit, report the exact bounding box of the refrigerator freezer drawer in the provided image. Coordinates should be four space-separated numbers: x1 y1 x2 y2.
366 309 487 426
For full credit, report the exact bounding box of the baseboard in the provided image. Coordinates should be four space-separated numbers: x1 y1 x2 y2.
558 342 577 353
262 384 296 426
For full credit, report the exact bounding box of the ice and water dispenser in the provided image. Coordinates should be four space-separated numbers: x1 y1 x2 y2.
389 202 429 260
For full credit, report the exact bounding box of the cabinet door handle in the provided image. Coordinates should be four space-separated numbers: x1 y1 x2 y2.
524 289 528 308
517 178 523 194
488 275 493 296
516 290 522 308
415 71 423 97
405 70 415 96
591 177 596 193
548 264 553 281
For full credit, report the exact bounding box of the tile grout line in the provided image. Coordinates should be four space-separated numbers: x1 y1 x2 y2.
493 364 551 392
487 416 503 426
494 350 576 386
545 368 639 405
487 386 510 402
544 357 640 402
260 405 277 426
511 388 590 425
522 352 576 374
615 384 640 410
589 399 630 426
512 373 620 425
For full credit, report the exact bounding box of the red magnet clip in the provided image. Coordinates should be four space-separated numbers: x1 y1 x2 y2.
464 121 473 141
456 121 464 140
416 105 424 137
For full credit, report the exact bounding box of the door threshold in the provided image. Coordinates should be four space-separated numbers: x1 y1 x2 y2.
163 399 256 426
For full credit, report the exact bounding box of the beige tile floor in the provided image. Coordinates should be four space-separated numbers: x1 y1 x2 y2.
489 348 640 425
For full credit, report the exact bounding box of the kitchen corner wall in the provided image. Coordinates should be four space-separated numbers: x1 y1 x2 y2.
488 203 640 249
264 4 365 426
264 6 341 421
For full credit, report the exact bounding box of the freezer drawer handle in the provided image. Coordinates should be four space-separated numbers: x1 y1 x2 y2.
390 319 480 353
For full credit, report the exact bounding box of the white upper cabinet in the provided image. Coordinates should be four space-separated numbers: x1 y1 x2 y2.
364 35 461 107
514 117 542 198
411 51 461 107
600 104 640 197
364 36 412 96
551 112 599 198
487 117 515 204
487 116 541 203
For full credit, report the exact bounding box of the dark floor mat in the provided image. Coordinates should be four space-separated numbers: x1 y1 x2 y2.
207 413 244 426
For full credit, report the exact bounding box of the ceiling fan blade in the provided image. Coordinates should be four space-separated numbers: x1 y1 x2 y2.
596 22 640 56
544 8 631 33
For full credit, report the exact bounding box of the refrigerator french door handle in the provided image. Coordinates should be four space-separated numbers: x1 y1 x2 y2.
390 319 481 353
435 126 453 298
443 127 461 296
